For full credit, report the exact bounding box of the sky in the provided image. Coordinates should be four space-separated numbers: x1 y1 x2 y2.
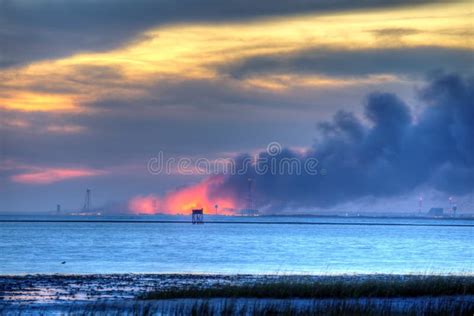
0 0 473 215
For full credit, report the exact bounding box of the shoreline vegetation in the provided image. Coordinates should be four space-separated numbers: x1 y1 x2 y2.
1 274 473 315
66 296 474 315
136 275 474 315
140 275 474 300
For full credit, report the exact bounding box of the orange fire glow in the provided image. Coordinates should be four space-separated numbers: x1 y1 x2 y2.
128 176 237 215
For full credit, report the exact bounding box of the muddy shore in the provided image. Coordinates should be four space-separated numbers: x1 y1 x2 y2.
1 274 473 315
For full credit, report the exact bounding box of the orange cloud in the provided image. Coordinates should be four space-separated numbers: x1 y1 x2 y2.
128 176 237 215
11 167 105 184
0 91 76 112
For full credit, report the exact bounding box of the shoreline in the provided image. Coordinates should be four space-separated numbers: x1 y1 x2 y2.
1 219 473 228
2 274 473 314
2 273 473 301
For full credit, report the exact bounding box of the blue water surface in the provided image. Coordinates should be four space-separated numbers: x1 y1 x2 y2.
0 215 472 274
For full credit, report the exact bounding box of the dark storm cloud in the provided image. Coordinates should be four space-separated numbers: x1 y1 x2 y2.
209 73 474 211
87 78 327 114
223 47 474 78
0 91 313 169
0 76 329 171
0 72 416 170
1 0 448 67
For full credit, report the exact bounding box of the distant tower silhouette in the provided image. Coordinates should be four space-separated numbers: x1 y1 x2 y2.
214 204 218 215
82 189 91 212
241 178 259 216
449 196 457 217
56 204 61 214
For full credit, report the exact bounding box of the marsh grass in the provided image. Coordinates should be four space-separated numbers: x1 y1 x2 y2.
4 275 473 315
77 297 474 316
139 275 474 300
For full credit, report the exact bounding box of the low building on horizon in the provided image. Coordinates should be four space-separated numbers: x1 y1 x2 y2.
428 207 444 217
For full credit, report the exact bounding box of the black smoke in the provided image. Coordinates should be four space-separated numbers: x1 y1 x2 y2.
209 73 474 211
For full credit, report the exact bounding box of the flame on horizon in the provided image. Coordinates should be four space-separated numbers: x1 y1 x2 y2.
128 176 237 215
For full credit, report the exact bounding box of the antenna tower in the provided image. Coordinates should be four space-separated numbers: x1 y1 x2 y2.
83 189 91 212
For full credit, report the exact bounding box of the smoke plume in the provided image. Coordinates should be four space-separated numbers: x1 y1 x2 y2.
129 73 474 214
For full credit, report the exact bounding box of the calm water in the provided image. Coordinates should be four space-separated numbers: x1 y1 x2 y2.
0 216 472 275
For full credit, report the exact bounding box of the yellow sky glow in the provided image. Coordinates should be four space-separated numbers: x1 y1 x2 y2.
0 91 76 112
0 2 472 112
